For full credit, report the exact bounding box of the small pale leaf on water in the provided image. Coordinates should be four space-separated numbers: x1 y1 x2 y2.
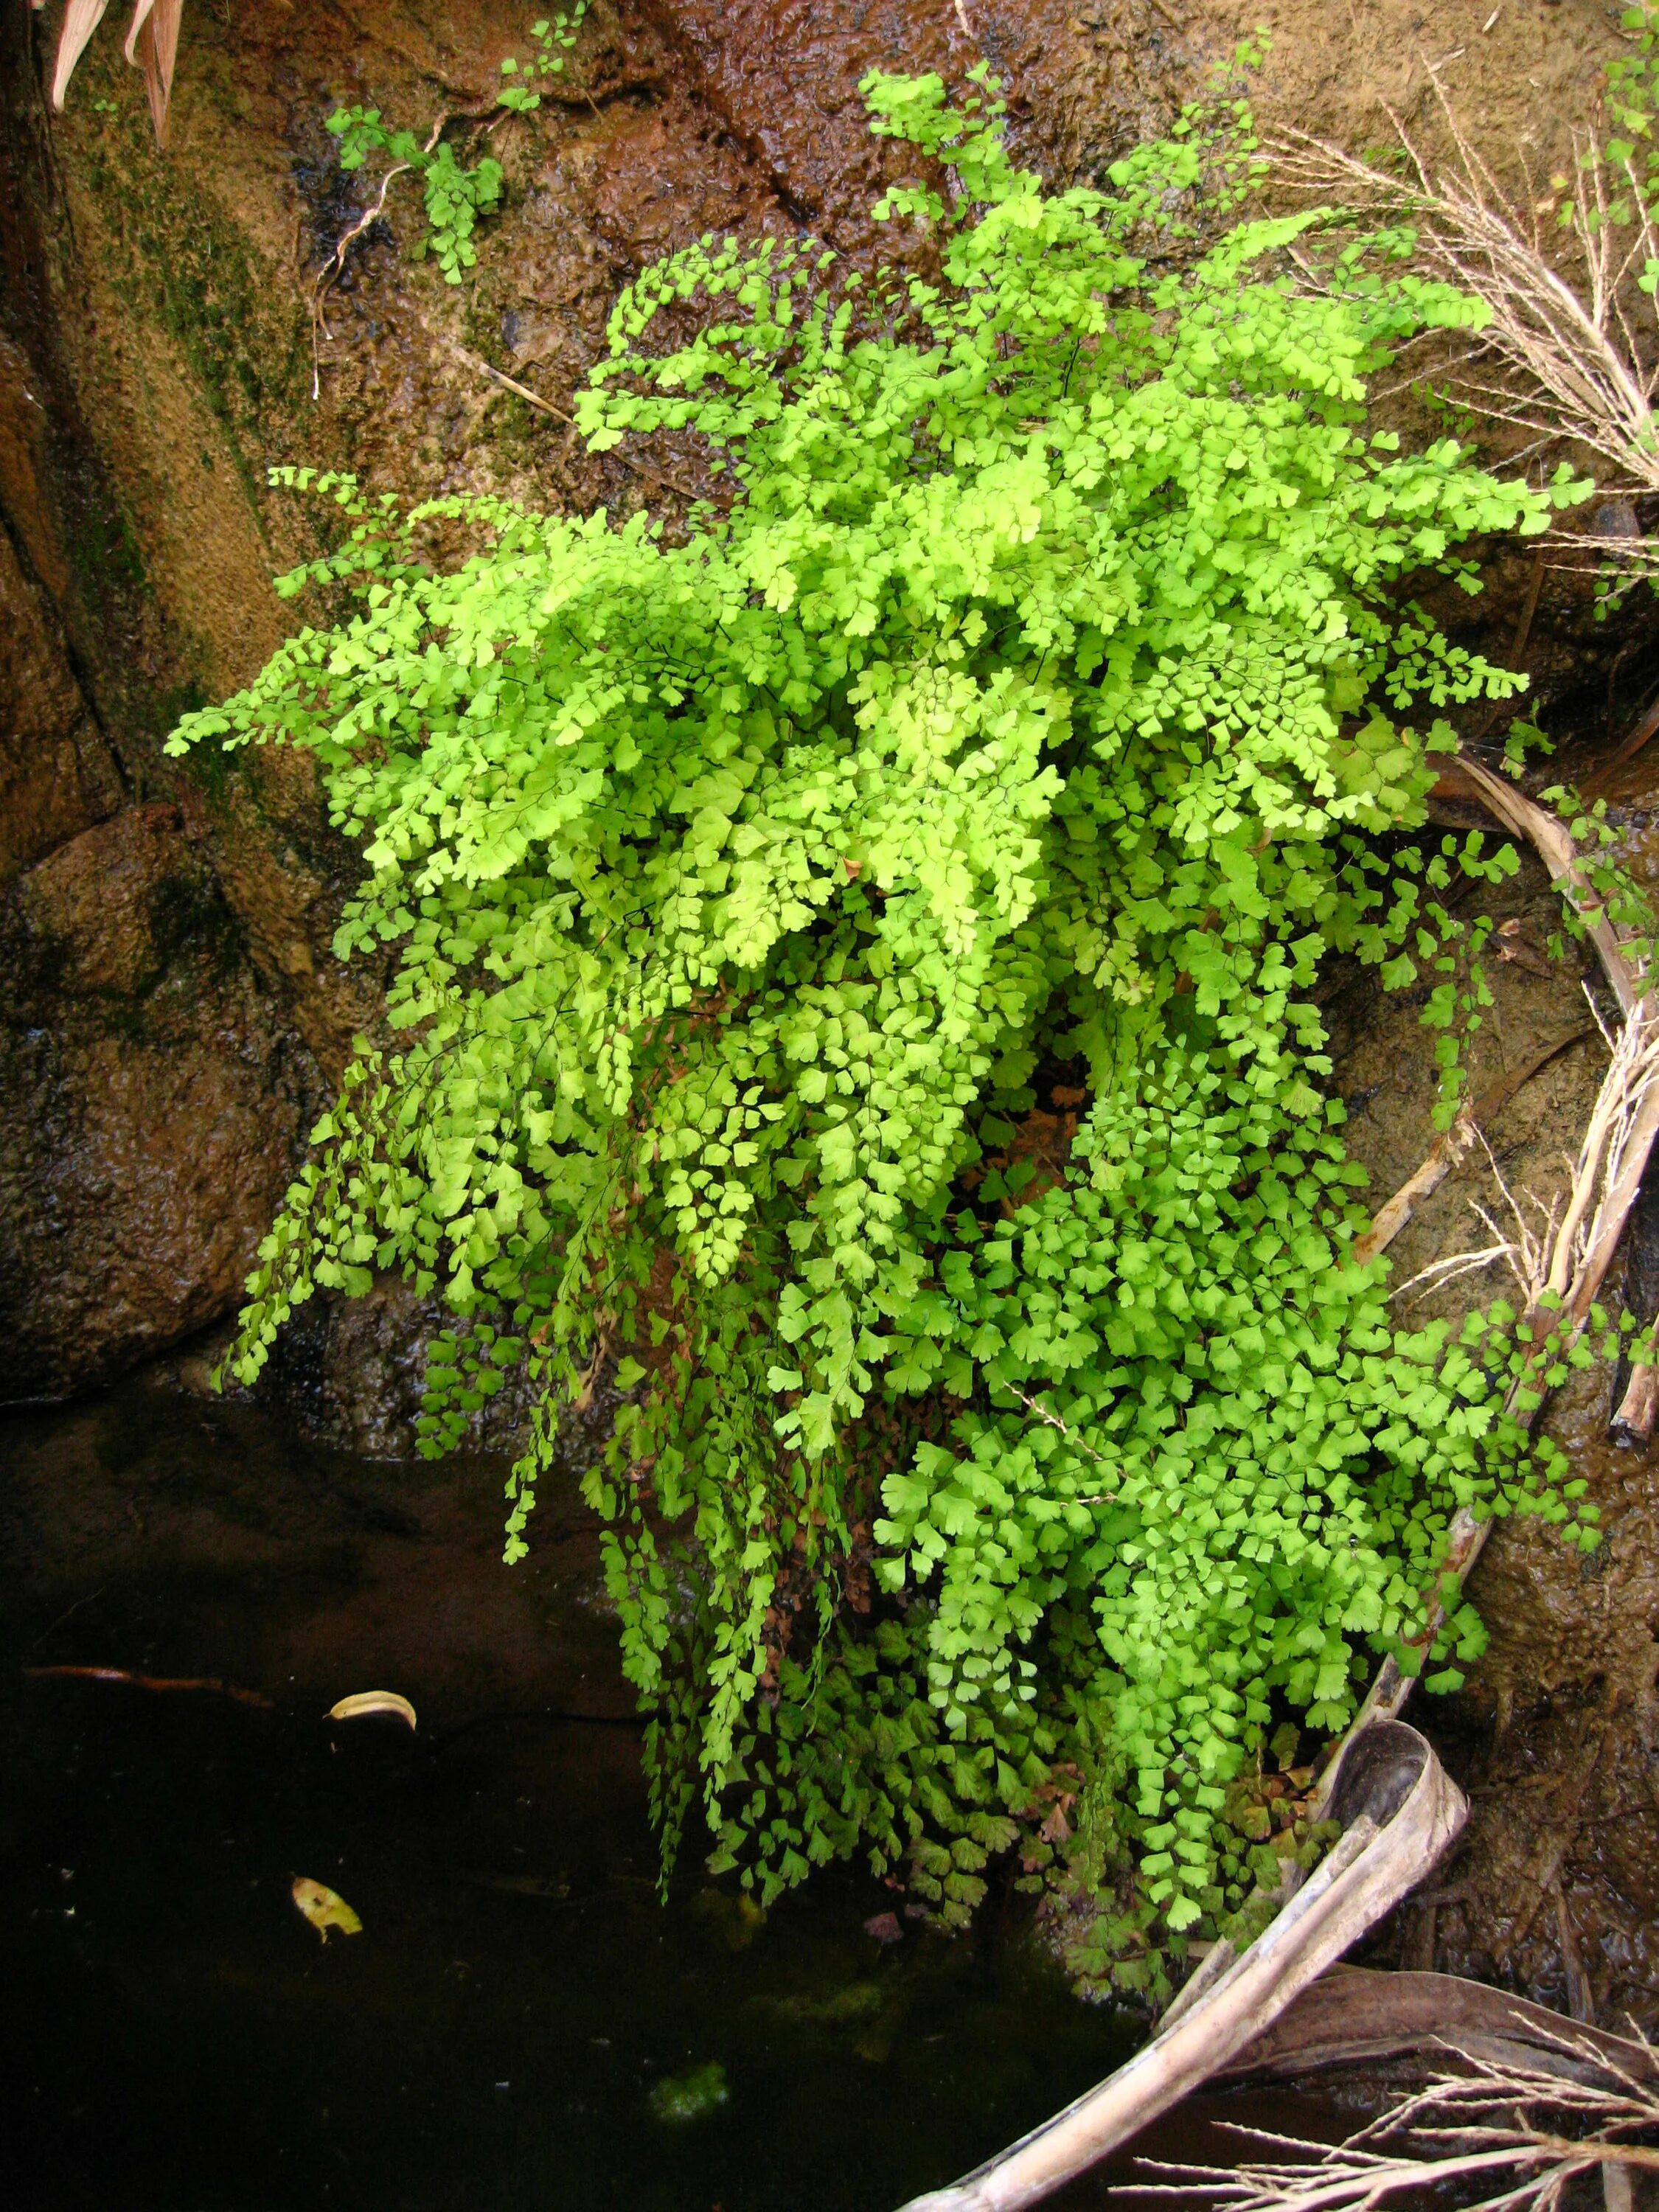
291 1877 363 1942
327 1690 417 1731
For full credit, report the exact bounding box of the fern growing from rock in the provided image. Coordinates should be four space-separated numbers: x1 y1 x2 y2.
170 66 1592 1994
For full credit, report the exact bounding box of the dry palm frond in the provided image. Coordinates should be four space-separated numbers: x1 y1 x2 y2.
1129 2027 1659 2211
50 0 112 113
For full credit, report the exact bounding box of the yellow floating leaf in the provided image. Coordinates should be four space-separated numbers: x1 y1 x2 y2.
327 1690 417 1732
291 1877 363 1943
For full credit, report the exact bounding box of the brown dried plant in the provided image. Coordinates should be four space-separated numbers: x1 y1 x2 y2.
1130 2026 1659 2211
1274 63 1659 543
38 0 184 150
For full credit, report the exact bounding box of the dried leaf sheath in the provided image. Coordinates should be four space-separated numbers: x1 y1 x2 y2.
49 0 111 111
124 0 182 148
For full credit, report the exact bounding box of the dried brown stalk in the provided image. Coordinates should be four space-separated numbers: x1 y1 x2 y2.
308 113 453 398
1275 82 1659 505
462 350 703 500
1579 688 1659 799
24 1663 274 1708
1358 749 1645 1290
50 0 111 114
1134 2025 1659 2211
1355 1023 1593 1269
1344 984 1659 1744
1434 754 1646 1014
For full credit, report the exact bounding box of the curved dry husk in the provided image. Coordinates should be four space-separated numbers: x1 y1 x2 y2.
1218 1964 1659 2091
895 1722 1465 2212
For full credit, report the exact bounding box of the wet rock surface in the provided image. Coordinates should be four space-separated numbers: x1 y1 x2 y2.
0 523 123 883
0 0 1633 1395
1357 1365 1659 2035
0 801 321 1401
0 0 1188 1402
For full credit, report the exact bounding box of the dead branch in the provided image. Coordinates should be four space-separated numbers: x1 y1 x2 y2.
1612 1335 1659 1442
1217 1964 1659 2093
1133 2028 1659 2211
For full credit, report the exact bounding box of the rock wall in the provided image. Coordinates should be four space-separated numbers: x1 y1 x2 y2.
0 0 1632 1402
0 0 1169 1405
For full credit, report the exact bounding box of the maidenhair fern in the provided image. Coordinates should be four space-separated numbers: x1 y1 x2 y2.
327 11 591 285
170 66 1593 1994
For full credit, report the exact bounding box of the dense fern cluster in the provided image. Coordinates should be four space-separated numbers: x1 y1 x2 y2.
173 69 1589 1990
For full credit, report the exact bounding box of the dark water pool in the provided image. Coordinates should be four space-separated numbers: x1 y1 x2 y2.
0 1381 1339 2212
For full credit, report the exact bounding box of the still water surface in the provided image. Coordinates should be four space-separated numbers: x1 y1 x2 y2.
0 1383 1338 2212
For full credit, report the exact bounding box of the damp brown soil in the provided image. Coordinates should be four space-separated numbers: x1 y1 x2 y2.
0 1377 1350 2212
1322 818 1659 2030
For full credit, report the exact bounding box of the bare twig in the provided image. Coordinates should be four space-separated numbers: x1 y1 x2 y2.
309 116 445 399
1358 1024 1594 1268
1275 90 1659 571
310 105 509 399
24 1663 274 1709
1134 2028 1659 2211
1470 545 1546 742
460 349 705 500
1293 102 1659 460
1321 748 1659 1756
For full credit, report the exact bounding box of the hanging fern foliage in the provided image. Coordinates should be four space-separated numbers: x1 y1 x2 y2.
169 66 1593 1994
